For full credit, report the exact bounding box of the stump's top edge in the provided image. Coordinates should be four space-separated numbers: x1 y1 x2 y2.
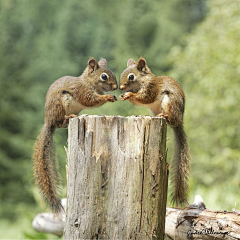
77 114 166 120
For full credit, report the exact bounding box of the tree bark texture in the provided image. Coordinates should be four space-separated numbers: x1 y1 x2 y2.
64 115 168 240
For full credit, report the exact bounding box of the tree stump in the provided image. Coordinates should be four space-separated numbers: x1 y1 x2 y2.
64 115 168 240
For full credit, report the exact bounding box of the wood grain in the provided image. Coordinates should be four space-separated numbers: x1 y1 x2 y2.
64 115 168 239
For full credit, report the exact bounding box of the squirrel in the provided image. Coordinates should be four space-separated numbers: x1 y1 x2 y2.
32 58 118 213
119 57 191 206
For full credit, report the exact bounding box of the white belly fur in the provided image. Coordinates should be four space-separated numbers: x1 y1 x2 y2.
62 94 86 116
161 95 169 111
148 95 169 116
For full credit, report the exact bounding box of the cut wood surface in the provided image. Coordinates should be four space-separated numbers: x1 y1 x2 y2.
64 115 168 239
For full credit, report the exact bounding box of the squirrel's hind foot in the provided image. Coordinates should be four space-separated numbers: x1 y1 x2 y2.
156 113 168 119
61 114 78 128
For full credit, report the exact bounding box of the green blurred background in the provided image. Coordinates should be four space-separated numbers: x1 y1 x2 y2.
0 0 239 238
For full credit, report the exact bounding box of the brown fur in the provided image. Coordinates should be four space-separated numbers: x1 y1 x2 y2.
119 57 191 206
32 123 62 212
32 58 118 212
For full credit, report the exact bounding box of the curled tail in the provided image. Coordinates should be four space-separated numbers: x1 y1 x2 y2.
171 124 191 206
32 123 62 213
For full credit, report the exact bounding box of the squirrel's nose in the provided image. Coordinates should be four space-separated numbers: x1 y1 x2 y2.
112 84 118 90
119 85 125 91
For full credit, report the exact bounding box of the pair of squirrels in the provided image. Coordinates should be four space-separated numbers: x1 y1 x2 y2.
32 57 190 213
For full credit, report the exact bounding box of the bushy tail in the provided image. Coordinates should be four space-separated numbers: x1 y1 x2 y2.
171 124 191 206
32 123 62 213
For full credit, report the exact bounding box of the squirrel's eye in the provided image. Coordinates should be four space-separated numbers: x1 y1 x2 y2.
100 73 108 81
128 74 135 81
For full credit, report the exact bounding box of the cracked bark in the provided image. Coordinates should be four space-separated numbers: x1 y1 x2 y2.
64 115 168 239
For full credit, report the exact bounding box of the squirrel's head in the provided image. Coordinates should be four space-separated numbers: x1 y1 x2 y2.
85 57 118 93
119 57 151 92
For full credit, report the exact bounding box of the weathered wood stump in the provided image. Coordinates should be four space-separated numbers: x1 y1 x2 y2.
64 115 168 239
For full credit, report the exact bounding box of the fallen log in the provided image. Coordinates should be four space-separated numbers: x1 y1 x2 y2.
32 196 240 239
32 198 66 237
165 196 240 240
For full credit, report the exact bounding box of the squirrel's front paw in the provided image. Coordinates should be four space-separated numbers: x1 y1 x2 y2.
107 95 118 102
120 92 132 101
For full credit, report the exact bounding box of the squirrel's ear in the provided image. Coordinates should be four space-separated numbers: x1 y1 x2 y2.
136 57 150 73
98 58 107 67
88 58 99 72
127 58 135 67
136 57 146 71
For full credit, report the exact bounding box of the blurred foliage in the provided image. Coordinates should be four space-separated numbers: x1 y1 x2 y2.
167 0 240 210
6 0 240 238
